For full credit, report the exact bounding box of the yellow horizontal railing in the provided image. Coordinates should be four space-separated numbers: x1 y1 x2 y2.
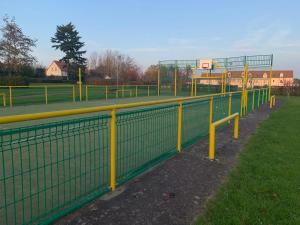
0 91 241 124
209 112 239 160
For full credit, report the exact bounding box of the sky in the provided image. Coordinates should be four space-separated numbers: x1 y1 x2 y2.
0 0 299 77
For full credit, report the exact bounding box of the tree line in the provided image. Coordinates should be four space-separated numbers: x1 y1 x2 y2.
0 15 162 85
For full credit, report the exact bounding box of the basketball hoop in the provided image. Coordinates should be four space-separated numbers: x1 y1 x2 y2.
198 59 213 70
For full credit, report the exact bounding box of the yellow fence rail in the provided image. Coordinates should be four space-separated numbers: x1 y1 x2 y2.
209 113 239 160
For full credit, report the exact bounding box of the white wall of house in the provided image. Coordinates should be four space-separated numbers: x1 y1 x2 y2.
45 62 67 77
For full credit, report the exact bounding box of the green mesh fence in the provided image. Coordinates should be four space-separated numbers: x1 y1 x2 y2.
182 100 210 147
0 91 261 225
0 115 110 225
116 105 178 185
232 93 242 114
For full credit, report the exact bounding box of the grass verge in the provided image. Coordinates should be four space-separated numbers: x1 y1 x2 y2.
195 97 300 225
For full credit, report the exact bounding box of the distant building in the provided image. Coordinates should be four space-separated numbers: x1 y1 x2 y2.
200 70 294 87
45 60 68 77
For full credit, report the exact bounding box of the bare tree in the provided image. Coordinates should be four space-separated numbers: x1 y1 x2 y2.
88 50 141 83
0 16 37 76
88 52 98 70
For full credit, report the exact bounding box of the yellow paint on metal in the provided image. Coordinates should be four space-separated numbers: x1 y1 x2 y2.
209 96 213 125
9 86 12 107
85 85 88 101
268 66 272 101
177 101 183 153
228 94 232 123
174 67 177 96
0 93 6 107
270 95 276 109
191 78 194 96
79 68 82 101
45 86 48 104
209 113 239 160
157 67 160 96
105 86 108 100
195 80 197 96
110 108 117 191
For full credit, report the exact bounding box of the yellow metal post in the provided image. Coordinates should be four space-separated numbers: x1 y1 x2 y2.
240 92 243 117
195 80 197 96
191 78 194 96
135 85 138 97
174 67 177 96
79 68 82 101
106 86 108 100
209 96 213 125
72 85 75 102
45 86 48 104
85 85 88 101
268 66 272 101
110 108 117 191
2 94 6 107
157 67 160 96
234 115 239 139
9 86 12 107
269 96 273 109
148 85 150 96
223 71 227 94
177 101 183 153
228 94 232 122
209 123 215 160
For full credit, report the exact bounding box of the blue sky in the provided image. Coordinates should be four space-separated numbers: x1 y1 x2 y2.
0 0 299 77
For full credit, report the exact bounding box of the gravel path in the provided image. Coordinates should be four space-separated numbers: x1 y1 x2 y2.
56 102 281 225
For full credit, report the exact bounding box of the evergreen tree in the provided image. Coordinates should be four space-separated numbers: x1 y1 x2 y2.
51 22 86 79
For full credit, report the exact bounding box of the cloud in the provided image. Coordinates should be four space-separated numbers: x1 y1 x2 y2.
232 23 300 52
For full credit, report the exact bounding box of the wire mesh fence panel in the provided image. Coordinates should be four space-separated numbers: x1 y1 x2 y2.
47 86 74 103
160 85 173 96
213 95 229 122
11 87 45 106
86 86 106 100
0 115 110 225
116 105 178 185
195 85 222 95
247 91 253 113
182 100 210 147
232 93 242 114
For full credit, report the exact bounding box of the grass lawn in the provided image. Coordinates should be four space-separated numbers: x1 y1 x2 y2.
195 97 300 225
